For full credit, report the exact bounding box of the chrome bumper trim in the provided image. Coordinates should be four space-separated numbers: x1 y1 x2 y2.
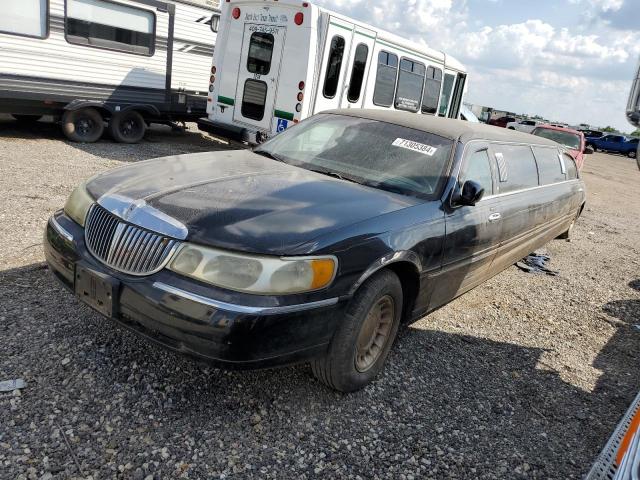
153 282 339 315
49 216 74 242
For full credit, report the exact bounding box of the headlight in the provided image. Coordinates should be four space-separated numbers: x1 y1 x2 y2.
64 182 94 227
168 244 337 295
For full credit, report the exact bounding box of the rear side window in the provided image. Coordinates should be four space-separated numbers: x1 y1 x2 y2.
395 59 425 112
347 43 369 103
247 32 274 75
241 79 268 121
533 147 566 185
1 0 48 38
66 0 155 56
373 51 398 107
494 145 539 193
422 67 442 114
323 36 345 99
460 150 493 196
564 153 578 180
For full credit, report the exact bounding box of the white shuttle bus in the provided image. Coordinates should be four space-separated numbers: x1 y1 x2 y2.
627 58 640 168
198 0 467 143
0 0 219 143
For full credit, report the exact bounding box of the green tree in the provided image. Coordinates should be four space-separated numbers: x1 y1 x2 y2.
602 126 617 132
630 129 640 137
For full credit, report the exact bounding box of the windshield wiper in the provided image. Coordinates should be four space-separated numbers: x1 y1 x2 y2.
253 149 284 162
308 169 361 185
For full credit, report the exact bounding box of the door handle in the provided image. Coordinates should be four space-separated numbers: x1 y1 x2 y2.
488 213 502 222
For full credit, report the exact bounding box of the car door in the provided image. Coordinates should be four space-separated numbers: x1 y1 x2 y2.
429 143 502 309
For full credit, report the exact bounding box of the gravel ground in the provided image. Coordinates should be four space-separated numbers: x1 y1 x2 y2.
1 116 639 479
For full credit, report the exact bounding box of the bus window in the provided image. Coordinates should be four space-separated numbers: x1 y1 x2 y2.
373 51 398 107
323 36 346 99
241 79 268 121
247 32 275 75
438 73 455 117
395 58 425 112
422 67 442 115
347 44 369 103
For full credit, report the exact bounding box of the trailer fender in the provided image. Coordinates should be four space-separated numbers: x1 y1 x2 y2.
63 101 161 118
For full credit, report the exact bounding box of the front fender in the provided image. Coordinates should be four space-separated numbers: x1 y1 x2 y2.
348 251 422 296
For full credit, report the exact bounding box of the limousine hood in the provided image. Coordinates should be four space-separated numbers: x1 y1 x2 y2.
85 150 420 255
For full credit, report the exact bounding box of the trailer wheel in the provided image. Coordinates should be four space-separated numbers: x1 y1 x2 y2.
108 110 146 144
61 108 104 143
11 114 43 123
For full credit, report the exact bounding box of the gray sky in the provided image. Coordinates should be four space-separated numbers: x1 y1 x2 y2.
315 0 640 132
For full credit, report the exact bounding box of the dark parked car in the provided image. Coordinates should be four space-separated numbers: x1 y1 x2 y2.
45 110 586 392
487 116 516 128
590 134 639 158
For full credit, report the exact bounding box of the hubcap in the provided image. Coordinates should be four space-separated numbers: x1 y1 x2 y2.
76 118 94 136
121 118 138 137
355 295 394 372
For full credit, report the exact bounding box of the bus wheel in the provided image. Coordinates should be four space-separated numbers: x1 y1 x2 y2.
12 114 42 123
61 108 104 143
109 110 146 144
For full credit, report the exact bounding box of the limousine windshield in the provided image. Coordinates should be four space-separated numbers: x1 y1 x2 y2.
255 114 454 198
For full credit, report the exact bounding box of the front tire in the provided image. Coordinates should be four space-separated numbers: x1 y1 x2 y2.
311 270 403 392
61 108 104 143
108 110 146 144
628 149 637 159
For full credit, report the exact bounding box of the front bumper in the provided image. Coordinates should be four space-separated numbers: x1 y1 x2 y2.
44 212 346 368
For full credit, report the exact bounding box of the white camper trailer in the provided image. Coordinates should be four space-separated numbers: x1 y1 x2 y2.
198 0 467 144
628 59 640 129
0 0 219 143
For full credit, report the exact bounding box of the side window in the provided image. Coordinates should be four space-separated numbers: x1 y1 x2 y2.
323 36 345 99
564 153 578 180
438 73 455 117
422 67 442 114
66 0 155 56
247 32 274 75
460 149 493 196
394 58 426 112
1 0 48 38
533 146 566 185
373 51 398 107
347 43 369 103
494 145 539 193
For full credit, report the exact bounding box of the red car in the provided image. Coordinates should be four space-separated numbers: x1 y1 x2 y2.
531 125 591 170
487 116 516 128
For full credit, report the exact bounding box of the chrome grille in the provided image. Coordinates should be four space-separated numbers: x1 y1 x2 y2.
84 204 179 275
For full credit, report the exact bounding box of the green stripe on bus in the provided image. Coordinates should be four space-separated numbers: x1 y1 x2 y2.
274 110 294 121
218 95 235 106
329 21 352 32
376 40 440 62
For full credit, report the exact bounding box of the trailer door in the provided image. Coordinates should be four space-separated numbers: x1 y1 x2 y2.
339 27 376 109
313 17 354 113
233 24 286 130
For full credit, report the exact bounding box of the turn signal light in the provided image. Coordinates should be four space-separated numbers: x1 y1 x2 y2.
298 81 305 90
297 92 304 101
232 7 241 19
211 66 217 74
210 75 216 84
294 12 304 25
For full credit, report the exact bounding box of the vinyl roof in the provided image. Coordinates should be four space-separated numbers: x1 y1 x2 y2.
324 109 560 148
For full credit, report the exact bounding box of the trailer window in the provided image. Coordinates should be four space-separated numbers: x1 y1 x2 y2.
395 59 425 113
323 36 346 99
347 44 369 103
421 67 442 115
438 73 455 116
241 79 268 121
373 51 398 107
65 0 155 56
1 0 48 38
247 32 274 75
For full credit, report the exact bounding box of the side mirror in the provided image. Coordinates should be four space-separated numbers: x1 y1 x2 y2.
454 180 485 207
584 146 594 155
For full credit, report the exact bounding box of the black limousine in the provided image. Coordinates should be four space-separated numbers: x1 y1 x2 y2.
45 110 586 392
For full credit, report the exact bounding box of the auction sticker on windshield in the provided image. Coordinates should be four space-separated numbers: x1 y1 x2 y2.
392 138 437 156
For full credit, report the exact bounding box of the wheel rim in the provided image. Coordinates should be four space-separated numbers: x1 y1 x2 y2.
120 116 141 138
75 117 95 137
355 295 394 372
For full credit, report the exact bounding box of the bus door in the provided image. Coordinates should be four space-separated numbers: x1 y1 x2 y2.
438 71 456 117
233 23 287 131
339 27 376 108
449 73 467 118
313 17 355 113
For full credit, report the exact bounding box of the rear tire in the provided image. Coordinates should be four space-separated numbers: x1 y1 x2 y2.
311 270 403 393
108 110 146 144
61 108 104 143
11 114 42 123
558 209 580 241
